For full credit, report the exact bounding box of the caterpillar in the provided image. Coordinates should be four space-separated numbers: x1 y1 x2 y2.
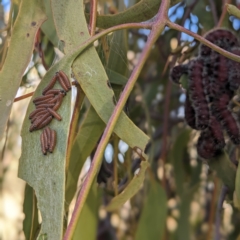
199 29 239 57
44 89 66 95
47 108 62 121
58 71 71 90
228 47 240 91
42 75 58 95
212 94 240 145
53 93 64 111
49 129 57 153
184 92 197 129
36 103 56 109
29 107 46 119
40 132 47 155
170 64 188 85
33 94 54 103
40 127 57 154
188 58 210 130
197 131 222 159
208 116 225 149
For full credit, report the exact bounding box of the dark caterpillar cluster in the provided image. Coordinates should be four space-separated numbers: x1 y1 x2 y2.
29 70 72 155
170 29 240 159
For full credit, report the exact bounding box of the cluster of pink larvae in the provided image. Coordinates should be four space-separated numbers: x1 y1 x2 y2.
29 70 72 155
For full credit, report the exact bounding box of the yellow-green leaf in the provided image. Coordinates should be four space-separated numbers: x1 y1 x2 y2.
106 160 149 211
227 4 240 19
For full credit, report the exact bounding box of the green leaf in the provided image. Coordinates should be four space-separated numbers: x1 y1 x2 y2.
135 181 167 240
87 0 181 29
171 129 191 197
72 181 101 240
227 4 240 19
20 21 140 238
41 0 59 47
107 1 129 77
23 184 40 240
51 0 150 151
175 185 199 240
106 68 128 85
65 106 105 207
234 158 240 209
19 69 72 239
106 160 149 211
0 0 47 140
208 151 236 194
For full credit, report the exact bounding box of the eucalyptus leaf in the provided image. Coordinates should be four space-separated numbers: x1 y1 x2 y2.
171 129 191 197
175 185 199 240
106 68 128 85
65 106 105 207
227 4 240 19
87 0 182 29
135 181 167 240
51 0 150 151
41 0 59 48
23 184 40 240
106 160 149 211
0 0 47 141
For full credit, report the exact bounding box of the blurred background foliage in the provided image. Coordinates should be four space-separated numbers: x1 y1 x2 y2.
1 0 240 239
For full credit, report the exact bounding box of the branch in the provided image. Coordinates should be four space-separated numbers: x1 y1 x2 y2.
63 0 170 239
166 20 240 62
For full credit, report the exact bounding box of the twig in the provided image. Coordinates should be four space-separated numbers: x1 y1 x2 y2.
89 0 98 36
63 0 170 239
217 0 231 27
166 20 240 62
113 136 119 196
208 0 218 26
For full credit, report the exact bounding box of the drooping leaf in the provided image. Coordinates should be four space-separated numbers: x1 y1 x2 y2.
65 106 105 207
107 0 129 78
174 185 199 240
135 181 167 240
41 0 59 47
51 0 150 152
23 184 40 240
0 0 47 140
106 68 127 85
19 70 72 239
86 0 182 29
171 129 191 197
106 160 149 211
